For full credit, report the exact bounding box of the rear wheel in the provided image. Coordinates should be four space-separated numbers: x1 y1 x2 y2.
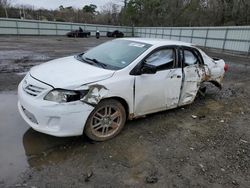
84 99 126 141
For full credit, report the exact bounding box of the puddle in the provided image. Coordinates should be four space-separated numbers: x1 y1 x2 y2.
16 72 28 76
0 92 81 186
23 129 82 168
0 50 50 73
0 92 29 185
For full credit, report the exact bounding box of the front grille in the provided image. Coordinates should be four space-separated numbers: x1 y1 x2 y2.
24 84 45 97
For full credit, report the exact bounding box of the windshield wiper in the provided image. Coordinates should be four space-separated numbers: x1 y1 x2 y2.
85 57 107 69
75 54 96 66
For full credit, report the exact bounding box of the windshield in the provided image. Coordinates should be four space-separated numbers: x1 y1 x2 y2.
79 40 152 70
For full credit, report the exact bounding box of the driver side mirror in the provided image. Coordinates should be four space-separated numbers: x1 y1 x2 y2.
140 63 157 74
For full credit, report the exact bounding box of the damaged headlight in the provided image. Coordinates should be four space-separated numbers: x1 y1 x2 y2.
44 89 88 103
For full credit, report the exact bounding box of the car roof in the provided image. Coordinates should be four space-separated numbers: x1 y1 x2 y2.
120 38 193 47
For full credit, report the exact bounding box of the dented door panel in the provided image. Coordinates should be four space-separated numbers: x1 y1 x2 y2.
134 72 167 116
165 68 183 108
134 68 182 116
179 65 203 106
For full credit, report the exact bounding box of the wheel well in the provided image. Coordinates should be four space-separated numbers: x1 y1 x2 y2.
103 97 129 119
208 80 222 90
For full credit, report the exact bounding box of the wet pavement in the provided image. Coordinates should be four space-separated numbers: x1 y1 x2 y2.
0 92 28 185
0 36 249 187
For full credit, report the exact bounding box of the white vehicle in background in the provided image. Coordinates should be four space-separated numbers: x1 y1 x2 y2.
18 38 228 141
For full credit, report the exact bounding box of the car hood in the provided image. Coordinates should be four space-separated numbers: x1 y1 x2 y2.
30 56 115 89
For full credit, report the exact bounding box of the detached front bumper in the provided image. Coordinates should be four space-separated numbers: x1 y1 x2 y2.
18 77 94 137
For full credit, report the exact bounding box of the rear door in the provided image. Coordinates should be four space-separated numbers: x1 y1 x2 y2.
178 47 205 106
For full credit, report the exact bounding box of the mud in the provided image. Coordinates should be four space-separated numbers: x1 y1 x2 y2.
0 36 249 187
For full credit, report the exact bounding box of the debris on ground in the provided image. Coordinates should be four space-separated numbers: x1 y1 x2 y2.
240 139 248 144
199 164 206 172
232 180 238 186
191 115 198 119
84 171 93 182
145 173 158 184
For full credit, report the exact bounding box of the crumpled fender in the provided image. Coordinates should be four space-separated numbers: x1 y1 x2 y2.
80 84 109 105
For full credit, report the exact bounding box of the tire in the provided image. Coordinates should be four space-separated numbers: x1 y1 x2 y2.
197 86 206 98
84 99 126 141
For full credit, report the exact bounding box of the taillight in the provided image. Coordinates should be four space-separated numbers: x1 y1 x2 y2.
224 64 229 72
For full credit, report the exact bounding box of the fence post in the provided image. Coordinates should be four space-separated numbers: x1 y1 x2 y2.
170 28 172 39
204 28 209 47
15 20 19 35
179 28 182 41
222 28 229 51
248 44 250 57
191 28 194 43
55 23 58 36
37 22 40 35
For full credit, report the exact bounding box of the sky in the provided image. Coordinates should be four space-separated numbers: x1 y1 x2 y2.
13 0 122 10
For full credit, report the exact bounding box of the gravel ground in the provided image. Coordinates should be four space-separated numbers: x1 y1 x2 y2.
0 36 249 188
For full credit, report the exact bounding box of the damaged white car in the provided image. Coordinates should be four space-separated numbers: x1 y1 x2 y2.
18 38 228 141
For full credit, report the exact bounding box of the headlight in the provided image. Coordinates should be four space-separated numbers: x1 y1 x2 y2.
44 89 88 103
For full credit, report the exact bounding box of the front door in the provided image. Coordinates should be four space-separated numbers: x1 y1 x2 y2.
134 47 183 116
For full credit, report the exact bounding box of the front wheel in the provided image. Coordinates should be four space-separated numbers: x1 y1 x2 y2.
84 99 126 141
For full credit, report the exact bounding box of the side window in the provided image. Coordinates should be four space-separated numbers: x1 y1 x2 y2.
145 49 175 70
184 50 198 66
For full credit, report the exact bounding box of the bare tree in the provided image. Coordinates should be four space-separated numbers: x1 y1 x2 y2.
0 0 12 18
98 2 121 25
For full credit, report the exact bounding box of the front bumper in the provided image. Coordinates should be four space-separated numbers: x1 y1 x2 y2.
18 76 94 137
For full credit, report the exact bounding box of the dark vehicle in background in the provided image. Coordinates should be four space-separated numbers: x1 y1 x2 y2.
106 30 124 38
96 30 100 39
67 27 90 38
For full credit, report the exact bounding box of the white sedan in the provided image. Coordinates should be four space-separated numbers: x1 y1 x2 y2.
18 38 228 141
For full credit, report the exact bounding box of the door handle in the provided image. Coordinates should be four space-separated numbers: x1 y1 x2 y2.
171 75 181 79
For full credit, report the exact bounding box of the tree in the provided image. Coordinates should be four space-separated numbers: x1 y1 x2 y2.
0 0 11 18
59 5 64 11
83 4 97 14
98 2 121 25
0 0 249 26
